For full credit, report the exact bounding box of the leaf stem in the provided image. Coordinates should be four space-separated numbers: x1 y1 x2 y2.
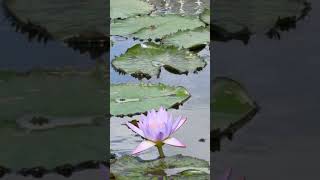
156 142 165 158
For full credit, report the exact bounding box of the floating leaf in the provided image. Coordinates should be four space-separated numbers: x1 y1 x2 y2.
162 27 210 50
111 14 205 40
111 0 154 19
200 8 210 24
110 155 209 179
0 68 106 174
110 83 190 117
4 0 107 40
112 43 206 79
212 0 309 34
212 77 258 143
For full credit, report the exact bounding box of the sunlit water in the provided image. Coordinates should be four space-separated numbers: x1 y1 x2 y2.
110 36 210 162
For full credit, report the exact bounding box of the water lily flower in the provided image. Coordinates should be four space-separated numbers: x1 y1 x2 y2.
126 106 187 158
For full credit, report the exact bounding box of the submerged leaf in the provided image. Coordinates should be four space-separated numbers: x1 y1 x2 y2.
111 155 209 179
110 83 190 117
112 43 206 79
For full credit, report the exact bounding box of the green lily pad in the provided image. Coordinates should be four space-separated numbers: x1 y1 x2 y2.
110 83 190 117
111 14 205 40
200 8 210 24
162 27 210 49
213 77 258 132
212 0 308 33
0 68 107 173
111 0 154 19
110 155 209 179
4 0 107 40
111 43 206 79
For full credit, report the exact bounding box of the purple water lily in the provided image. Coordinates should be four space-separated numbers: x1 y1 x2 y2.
126 106 187 158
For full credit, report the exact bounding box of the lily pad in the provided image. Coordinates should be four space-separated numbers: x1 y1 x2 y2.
110 83 190 117
4 0 107 40
212 0 309 34
0 68 107 175
112 43 207 79
212 77 258 143
162 27 210 50
200 8 210 24
110 155 209 179
111 14 205 40
111 0 154 19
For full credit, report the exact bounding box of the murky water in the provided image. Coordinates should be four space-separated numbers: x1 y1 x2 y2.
213 0 320 179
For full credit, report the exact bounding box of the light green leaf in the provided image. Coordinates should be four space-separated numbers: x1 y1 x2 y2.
110 83 190 117
112 43 207 79
111 0 154 19
111 14 205 40
162 27 210 49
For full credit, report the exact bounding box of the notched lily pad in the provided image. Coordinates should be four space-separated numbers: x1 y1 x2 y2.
110 155 209 179
212 77 259 151
111 0 154 19
112 43 207 79
162 27 210 50
110 83 190 117
111 14 205 40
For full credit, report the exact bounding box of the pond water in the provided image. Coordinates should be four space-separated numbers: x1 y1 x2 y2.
0 0 210 179
110 0 211 165
110 37 210 162
213 0 320 179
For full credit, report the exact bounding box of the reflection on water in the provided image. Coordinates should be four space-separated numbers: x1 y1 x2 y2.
213 0 319 179
147 0 209 15
110 36 210 162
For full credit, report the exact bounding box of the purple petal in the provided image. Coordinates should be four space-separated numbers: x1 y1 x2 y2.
132 140 156 154
163 137 186 147
156 132 164 141
172 117 187 133
126 122 145 138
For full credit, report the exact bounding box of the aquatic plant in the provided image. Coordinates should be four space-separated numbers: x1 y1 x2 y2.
126 107 186 158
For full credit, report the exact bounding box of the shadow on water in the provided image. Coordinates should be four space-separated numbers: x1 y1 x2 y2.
213 0 320 179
